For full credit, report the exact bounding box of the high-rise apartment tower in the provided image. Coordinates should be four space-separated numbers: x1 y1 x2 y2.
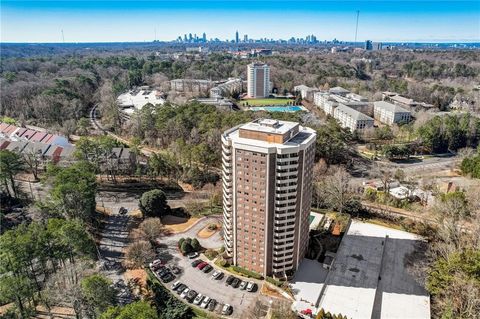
247 62 270 98
222 119 316 277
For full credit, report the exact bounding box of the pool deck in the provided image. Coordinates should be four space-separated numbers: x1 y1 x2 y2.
248 105 308 112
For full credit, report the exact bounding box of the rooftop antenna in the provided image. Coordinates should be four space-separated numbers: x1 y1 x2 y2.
61 29 65 43
354 10 360 46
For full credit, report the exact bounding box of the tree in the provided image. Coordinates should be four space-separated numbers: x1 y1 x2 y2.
315 118 353 164
125 241 155 268
426 249 480 319
0 275 34 318
0 150 24 197
100 301 158 319
138 189 170 218
42 259 95 319
320 166 352 213
81 274 117 318
138 218 164 245
48 161 97 222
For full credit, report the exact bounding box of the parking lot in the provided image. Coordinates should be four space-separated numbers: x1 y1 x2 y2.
153 216 265 318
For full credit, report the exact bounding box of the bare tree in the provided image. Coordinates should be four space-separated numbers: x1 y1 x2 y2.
124 241 155 269
42 260 94 319
136 218 165 245
320 166 352 213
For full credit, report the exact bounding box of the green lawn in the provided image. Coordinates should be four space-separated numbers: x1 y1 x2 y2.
238 98 295 106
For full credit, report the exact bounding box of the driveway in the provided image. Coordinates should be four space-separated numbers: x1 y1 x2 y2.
155 216 268 318
96 191 138 304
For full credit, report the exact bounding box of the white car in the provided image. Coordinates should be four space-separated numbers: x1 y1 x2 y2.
193 293 204 305
239 280 248 290
180 288 190 299
187 252 199 259
149 259 162 269
222 304 233 315
246 281 256 292
201 296 211 309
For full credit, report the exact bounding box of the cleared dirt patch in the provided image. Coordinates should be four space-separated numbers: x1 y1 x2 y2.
260 283 287 299
162 215 200 233
197 223 221 238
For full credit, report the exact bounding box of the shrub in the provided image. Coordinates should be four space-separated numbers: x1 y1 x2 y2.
204 249 219 260
191 238 201 251
219 246 225 253
231 266 263 280
207 223 218 231
178 238 185 248
265 276 283 287
180 241 193 255
215 257 228 268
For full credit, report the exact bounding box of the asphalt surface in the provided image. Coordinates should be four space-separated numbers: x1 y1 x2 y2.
155 216 266 318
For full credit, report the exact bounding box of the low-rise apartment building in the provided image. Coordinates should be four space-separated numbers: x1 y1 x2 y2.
210 78 243 98
314 91 371 116
334 104 374 132
374 101 412 125
294 85 319 102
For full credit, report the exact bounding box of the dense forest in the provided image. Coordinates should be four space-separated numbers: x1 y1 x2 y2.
1 48 479 135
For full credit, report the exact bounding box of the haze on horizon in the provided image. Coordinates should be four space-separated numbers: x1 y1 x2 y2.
1 0 479 43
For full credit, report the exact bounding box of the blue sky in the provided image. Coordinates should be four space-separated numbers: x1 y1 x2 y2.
1 1 479 43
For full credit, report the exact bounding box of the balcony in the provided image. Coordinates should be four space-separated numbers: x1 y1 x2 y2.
274 224 295 233
222 158 232 168
222 171 232 181
273 262 293 270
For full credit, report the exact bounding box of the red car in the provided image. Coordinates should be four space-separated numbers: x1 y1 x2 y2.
197 262 208 270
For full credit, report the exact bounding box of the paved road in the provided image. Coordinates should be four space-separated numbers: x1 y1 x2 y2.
96 192 139 305
377 155 460 174
155 216 268 318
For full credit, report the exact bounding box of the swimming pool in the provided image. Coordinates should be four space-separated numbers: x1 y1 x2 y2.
249 105 307 112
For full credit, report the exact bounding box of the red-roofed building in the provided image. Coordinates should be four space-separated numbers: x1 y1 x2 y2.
0 140 11 149
30 132 48 142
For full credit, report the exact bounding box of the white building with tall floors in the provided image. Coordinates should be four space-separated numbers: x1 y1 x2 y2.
247 63 270 98
221 119 316 277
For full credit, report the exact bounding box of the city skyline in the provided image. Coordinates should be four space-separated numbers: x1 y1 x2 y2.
1 1 479 43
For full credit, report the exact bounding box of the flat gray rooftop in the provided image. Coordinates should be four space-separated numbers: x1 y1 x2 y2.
292 220 430 319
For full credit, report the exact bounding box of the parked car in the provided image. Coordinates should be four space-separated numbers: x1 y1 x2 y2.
202 265 213 273
171 266 182 274
212 270 224 280
180 288 190 299
187 252 199 259
225 275 235 286
186 290 198 303
176 284 187 294
149 259 163 269
221 304 233 315
193 293 204 305
157 267 169 277
191 259 202 267
207 299 217 312
246 281 257 292
197 262 208 270
239 280 248 290
161 273 175 283
171 281 181 290
201 296 211 309
231 278 240 288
